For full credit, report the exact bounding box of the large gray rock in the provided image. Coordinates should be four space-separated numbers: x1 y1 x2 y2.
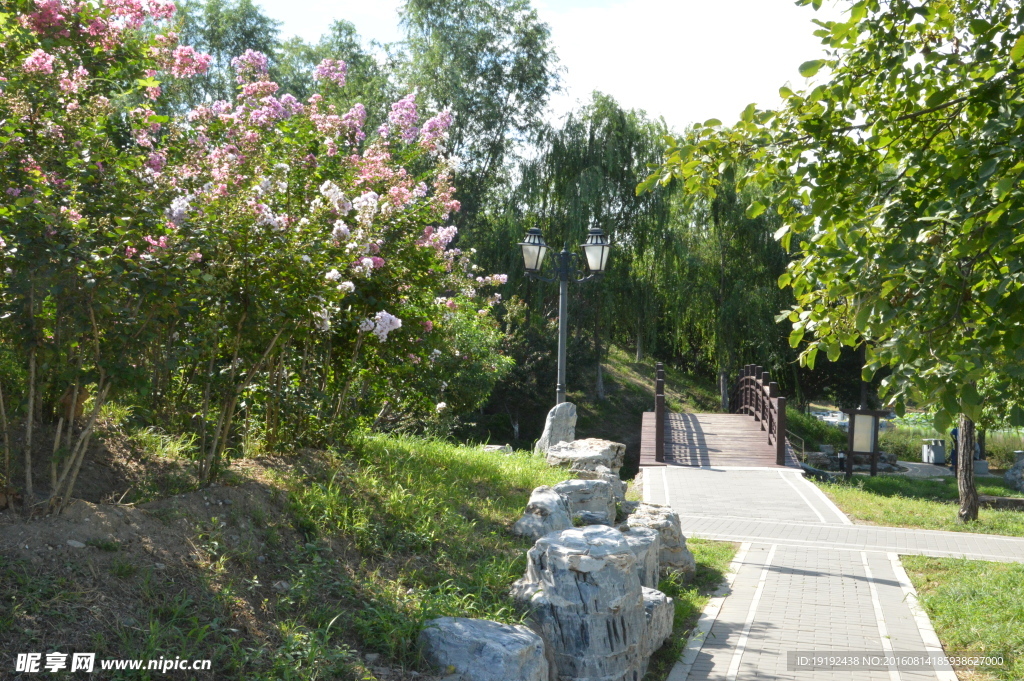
641 587 674 658
511 526 648 681
546 438 626 473
554 479 616 522
1005 459 1024 492
574 464 626 504
620 526 661 588
513 486 574 540
627 503 696 579
535 402 577 454
418 617 548 681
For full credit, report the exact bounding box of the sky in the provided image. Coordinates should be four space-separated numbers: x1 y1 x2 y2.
253 0 849 133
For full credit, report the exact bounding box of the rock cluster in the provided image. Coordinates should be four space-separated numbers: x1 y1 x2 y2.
511 526 672 681
554 479 616 523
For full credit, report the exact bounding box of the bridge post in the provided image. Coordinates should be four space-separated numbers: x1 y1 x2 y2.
777 396 787 465
655 363 665 463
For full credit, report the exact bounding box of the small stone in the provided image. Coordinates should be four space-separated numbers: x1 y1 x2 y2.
364 653 380 664
256 555 267 563
154 563 166 570
224 499 233 505
66 540 86 549
272 580 291 592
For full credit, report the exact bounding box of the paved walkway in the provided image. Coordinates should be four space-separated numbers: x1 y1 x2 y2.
641 465 1024 681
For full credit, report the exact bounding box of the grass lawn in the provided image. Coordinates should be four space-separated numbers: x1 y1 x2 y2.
902 556 1024 681
645 538 738 680
814 475 1024 537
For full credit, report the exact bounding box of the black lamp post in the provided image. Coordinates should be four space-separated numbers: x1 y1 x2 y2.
519 227 611 404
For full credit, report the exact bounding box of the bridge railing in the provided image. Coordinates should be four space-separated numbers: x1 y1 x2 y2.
655 362 665 463
729 364 787 465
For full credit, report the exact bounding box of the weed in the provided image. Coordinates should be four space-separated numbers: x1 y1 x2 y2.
110 558 137 578
87 538 121 552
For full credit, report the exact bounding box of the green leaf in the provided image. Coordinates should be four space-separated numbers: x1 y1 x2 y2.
15 197 32 207
702 118 722 128
740 102 756 123
855 305 870 330
779 86 794 99
745 201 766 219
777 272 792 289
1011 34 1024 65
933 410 952 433
799 60 824 77
1009 405 1024 428
924 88 951 109
789 327 805 348
960 383 981 408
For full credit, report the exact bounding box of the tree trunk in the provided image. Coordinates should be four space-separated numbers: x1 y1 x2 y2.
719 370 729 412
24 346 36 503
635 327 643 362
956 413 979 523
595 307 604 401
0 380 10 489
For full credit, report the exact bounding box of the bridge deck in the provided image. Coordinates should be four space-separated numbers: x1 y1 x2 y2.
640 412 800 468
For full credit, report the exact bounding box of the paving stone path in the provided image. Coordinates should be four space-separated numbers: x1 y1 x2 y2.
641 465 1024 681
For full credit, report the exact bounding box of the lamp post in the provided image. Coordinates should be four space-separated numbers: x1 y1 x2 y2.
519 227 611 405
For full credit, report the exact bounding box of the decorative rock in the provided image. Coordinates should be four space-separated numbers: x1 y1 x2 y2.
483 444 513 454
66 540 86 549
641 587 674 658
573 510 612 526
619 526 661 588
1005 458 1024 492
574 464 626 503
547 438 626 473
511 526 648 681
620 500 640 516
554 479 616 522
418 617 548 681
512 486 573 540
534 402 577 454
627 503 696 579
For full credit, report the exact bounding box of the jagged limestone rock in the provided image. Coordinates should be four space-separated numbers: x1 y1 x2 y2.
535 402 577 454
512 486 574 540
511 526 648 681
554 479 616 522
619 526 661 589
1005 458 1024 492
627 503 696 579
573 510 612 526
573 463 626 504
547 438 626 474
418 617 549 681
641 587 674 659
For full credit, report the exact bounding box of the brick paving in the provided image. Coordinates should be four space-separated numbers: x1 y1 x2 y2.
642 465 1018 681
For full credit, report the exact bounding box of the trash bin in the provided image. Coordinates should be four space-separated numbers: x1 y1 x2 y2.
922 439 945 464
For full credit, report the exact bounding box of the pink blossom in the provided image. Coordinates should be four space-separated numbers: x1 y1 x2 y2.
144 235 169 251
23 49 56 75
445 299 458 310
58 66 89 93
313 59 347 87
240 80 278 100
145 151 166 172
188 251 202 262
146 86 161 100
125 246 138 258
370 256 385 269
388 93 419 143
5 188 21 197
171 45 212 78
419 109 453 151
231 49 269 84
422 320 433 333
23 0 72 35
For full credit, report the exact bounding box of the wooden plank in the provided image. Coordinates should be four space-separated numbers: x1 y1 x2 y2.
640 411 800 468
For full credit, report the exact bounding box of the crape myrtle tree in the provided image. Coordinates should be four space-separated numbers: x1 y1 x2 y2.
0 0 511 509
642 0 1024 521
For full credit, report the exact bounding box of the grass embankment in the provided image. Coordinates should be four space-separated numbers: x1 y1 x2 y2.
902 556 1024 681
815 476 1024 536
1 434 733 680
646 539 736 680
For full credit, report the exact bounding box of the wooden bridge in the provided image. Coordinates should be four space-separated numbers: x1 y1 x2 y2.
640 364 800 468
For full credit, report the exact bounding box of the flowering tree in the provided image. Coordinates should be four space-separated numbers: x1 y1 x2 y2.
1 0 510 505
0 0 213 506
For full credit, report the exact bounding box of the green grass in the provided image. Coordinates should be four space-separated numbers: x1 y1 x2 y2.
902 556 1024 681
816 475 1024 536
786 408 847 452
645 538 738 680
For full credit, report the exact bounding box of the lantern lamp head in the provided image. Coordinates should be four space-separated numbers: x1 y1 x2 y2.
582 227 611 273
520 227 549 272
